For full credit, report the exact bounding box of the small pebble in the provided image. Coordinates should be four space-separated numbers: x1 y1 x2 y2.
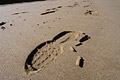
10 24 12 26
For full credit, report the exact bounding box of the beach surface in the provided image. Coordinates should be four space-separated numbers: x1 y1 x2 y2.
0 0 120 80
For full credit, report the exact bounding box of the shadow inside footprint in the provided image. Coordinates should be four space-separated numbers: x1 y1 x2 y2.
79 57 84 68
80 35 90 42
0 22 6 26
84 10 99 16
52 31 71 42
75 43 82 46
41 11 56 15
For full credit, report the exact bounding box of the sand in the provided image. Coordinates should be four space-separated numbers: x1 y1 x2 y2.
0 0 120 80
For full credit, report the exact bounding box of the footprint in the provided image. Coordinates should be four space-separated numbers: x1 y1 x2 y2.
41 10 56 15
84 10 99 16
57 6 62 8
12 11 28 15
41 6 61 15
67 2 80 8
0 22 6 26
0 22 6 30
1 26 6 30
24 31 90 75
41 6 63 16
84 5 90 8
